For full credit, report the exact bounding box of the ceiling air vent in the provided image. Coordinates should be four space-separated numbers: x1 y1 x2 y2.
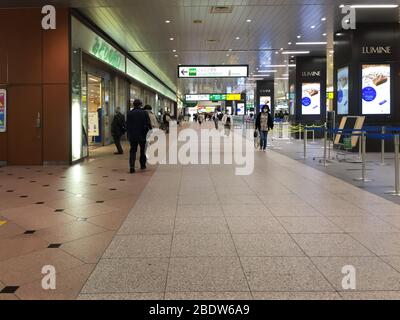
210 6 233 14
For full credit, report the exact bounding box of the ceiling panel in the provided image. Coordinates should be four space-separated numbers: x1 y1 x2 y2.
2 0 399 96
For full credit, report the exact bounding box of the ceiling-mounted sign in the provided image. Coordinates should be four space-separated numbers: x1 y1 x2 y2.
178 65 248 78
185 95 212 102
0 89 6 133
185 93 242 102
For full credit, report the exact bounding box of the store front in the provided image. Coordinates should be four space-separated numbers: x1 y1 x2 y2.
71 15 176 163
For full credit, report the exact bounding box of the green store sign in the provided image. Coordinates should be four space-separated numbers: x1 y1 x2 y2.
91 37 124 71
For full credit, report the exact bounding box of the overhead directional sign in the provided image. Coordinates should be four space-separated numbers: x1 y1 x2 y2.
178 65 249 78
185 93 243 102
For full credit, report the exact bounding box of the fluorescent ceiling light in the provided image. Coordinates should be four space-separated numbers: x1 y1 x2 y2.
165 20 171 23
288 64 296 67
275 78 289 80
339 4 398 8
257 70 278 73
296 42 327 45
282 51 310 55
261 65 287 67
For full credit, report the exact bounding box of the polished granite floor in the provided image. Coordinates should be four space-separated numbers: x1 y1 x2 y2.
2 123 400 300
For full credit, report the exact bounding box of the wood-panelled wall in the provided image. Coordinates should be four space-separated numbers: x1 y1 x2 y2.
0 8 70 165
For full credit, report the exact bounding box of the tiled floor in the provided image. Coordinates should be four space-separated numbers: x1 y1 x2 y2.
2 123 400 300
0 143 153 300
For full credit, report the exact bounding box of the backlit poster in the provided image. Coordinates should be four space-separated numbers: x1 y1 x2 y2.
237 103 245 115
260 96 271 111
362 64 391 115
0 89 6 133
337 67 349 115
88 112 99 136
301 83 321 115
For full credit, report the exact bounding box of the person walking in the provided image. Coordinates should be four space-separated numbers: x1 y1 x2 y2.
213 113 219 130
222 111 232 136
163 111 171 134
255 105 274 152
111 107 126 155
144 105 159 129
126 99 151 173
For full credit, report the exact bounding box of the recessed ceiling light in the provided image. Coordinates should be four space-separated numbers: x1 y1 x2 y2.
246 19 252 22
165 20 171 23
311 25 316 29
174 54 179 57
297 35 301 39
169 37 174 41
235 37 240 40
339 4 398 8
288 42 292 45
322 33 327 36
321 17 327 21
229 48 232 51
296 41 327 45
275 51 279 54
226 54 230 57
172 49 177 52
282 50 310 55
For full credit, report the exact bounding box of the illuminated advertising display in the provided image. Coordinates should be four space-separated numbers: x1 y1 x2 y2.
337 67 349 115
301 83 321 115
362 64 391 115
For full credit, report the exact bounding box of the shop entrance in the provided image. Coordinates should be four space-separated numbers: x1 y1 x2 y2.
87 75 104 149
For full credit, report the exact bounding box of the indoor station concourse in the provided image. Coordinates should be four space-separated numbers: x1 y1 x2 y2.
1 0 400 302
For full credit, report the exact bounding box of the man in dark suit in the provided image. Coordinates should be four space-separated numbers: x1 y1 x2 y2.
126 99 151 173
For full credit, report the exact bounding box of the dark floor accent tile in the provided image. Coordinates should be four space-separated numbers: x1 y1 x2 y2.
61 176 67 179
42 185 50 187
48 173 53 175
18 177 24 179
120 179 126 181
7 174 13 176
6 190 14 193
20 195 28 198
102 176 109 178
24 230 36 234
55 209 64 212
109 188 117 191
96 201 104 203
30 181 37 183
48 244 62 248
0 286 19 294
36 202 45 205
90 184 97 186
58 189 65 192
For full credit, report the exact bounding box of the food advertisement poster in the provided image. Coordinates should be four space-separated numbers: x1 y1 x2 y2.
259 96 271 111
337 67 349 115
362 64 391 115
0 89 6 133
88 112 99 136
301 83 321 115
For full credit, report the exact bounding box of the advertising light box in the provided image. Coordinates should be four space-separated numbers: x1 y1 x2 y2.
337 67 349 115
259 96 272 111
302 83 321 115
178 65 248 78
361 64 391 115
237 103 245 115
0 89 6 133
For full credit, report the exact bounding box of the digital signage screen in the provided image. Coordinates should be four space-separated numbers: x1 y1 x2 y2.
237 103 245 115
362 64 391 115
259 96 271 111
337 67 349 115
301 83 321 115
